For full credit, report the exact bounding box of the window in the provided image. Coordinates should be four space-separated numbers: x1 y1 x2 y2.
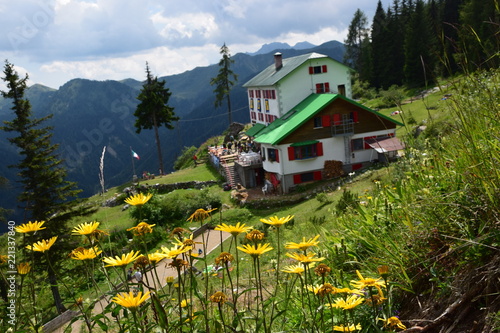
313 116 323 128
315 82 330 93
248 90 254 98
250 111 256 120
256 90 261 98
308 65 328 74
288 142 323 160
267 148 279 162
262 89 276 99
258 113 264 121
293 171 322 184
351 138 364 151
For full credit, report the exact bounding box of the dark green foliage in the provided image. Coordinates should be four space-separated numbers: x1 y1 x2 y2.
344 9 370 79
129 189 222 228
173 146 198 170
211 43 238 126
134 63 179 175
335 189 359 215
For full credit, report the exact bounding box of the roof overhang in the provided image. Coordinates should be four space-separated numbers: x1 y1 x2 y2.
365 137 405 153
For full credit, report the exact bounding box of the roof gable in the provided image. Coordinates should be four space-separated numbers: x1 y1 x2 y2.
243 53 347 88
254 94 403 145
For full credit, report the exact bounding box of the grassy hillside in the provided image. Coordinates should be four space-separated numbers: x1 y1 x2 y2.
1 70 498 332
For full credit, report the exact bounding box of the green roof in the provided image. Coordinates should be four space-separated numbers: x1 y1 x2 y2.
254 94 404 145
245 123 266 137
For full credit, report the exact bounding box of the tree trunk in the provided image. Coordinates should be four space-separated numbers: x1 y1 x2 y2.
226 91 232 126
48 267 66 314
153 112 164 175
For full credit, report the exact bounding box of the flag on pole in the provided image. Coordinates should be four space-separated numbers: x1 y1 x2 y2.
131 150 140 160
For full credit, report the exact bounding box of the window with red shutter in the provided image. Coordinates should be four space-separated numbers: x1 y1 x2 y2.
351 111 358 123
324 82 330 92
322 115 331 127
288 147 295 160
322 65 327 73
333 113 341 125
316 142 323 156
313 171 322 180
293 174 301 184
309 67 314 74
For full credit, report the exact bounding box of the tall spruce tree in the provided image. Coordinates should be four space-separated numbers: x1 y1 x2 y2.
1 61 82 314
344 9 370 79
370 1 389 88
211 43 238 126
134 63 178 175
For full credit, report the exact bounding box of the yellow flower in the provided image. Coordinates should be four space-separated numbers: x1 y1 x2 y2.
237 243 273 259
161 244 191 259
214 222 252 236
26 236 57 252
70 247 102 260
282 263 315 275
333 323 362 331
245 229 265 242
327 295 364 310
215 252 234 266
378 265 389 279
112 291 150 310
187 208 217 223
85 229 110 244
381 316 406 330
306 284 322 294
172 233 202 250
17 262 31 275
124 192 153 206
210 291 227 304
260 215 294 228
180 299 189 308
166 276 175 285
285 235 320 251
127 222 155 236
148 252 168 263
350 270 385 292
102 250 141 267
15 220 46 233
72 221 100 235
285 252 325 264
0 255 7 265
314 263 332 277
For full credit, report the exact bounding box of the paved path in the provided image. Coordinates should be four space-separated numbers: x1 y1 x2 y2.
51 228 231 332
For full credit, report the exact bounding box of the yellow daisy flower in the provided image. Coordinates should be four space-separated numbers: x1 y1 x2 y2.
70 247 102 260
0 255 7 265
214 222 252 236
72 221 100 235
327 295 364 310
17 262 31 275
15 220 46 233
333 323 362 332
350 270 385 292
282 262 316 275
285 235 320 251
148 252 168 263
124 192 153 206
210 291 227 304
285 252 325 264
127 222 155 236
260 215 294 228
180 299 189 308
237 243 273 259
381 316 406 330
26 236 57 252
187 207 217 223
172 233 202 250
161 245 191 259
102 250 141 267
306 284 322 294
112 291 150 310
245 229 265 242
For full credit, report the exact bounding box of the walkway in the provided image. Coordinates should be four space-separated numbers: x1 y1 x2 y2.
49 228 231 333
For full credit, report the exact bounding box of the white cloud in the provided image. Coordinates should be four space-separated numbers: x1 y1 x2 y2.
0 0 393 88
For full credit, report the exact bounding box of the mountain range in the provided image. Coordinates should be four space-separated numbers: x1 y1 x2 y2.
0 40 345 223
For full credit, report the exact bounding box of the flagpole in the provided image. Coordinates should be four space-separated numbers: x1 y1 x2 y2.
130 146 136 181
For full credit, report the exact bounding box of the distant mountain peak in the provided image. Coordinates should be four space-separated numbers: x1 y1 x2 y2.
248 41 318 56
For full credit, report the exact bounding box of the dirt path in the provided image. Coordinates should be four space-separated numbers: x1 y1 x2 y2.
50 229 230 333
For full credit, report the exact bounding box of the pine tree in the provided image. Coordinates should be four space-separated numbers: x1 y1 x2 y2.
134 63 178 175
370 1 389 88
1 61 82 314
344 9 370 79
211 43 238 126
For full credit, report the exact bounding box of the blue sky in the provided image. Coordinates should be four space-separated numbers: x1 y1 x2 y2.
0 0 391 89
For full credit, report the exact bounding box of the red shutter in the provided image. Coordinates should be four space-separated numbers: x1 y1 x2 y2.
322 115 331 127
288 147 295 160
364 136 376 149
315 83 322 93
293 174 302 184
333 113 341 125
313 171 322 180
325 82 330 92
275 149 279 162
322 65 327 73
316 142 323 156
309 66 314 74
351 111 358 123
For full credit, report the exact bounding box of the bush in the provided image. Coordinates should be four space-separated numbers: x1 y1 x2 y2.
173 146 198 170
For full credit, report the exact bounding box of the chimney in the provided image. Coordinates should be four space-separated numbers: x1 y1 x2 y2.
274 52 283 70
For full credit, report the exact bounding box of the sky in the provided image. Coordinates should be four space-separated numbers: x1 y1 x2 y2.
0 0 391 89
